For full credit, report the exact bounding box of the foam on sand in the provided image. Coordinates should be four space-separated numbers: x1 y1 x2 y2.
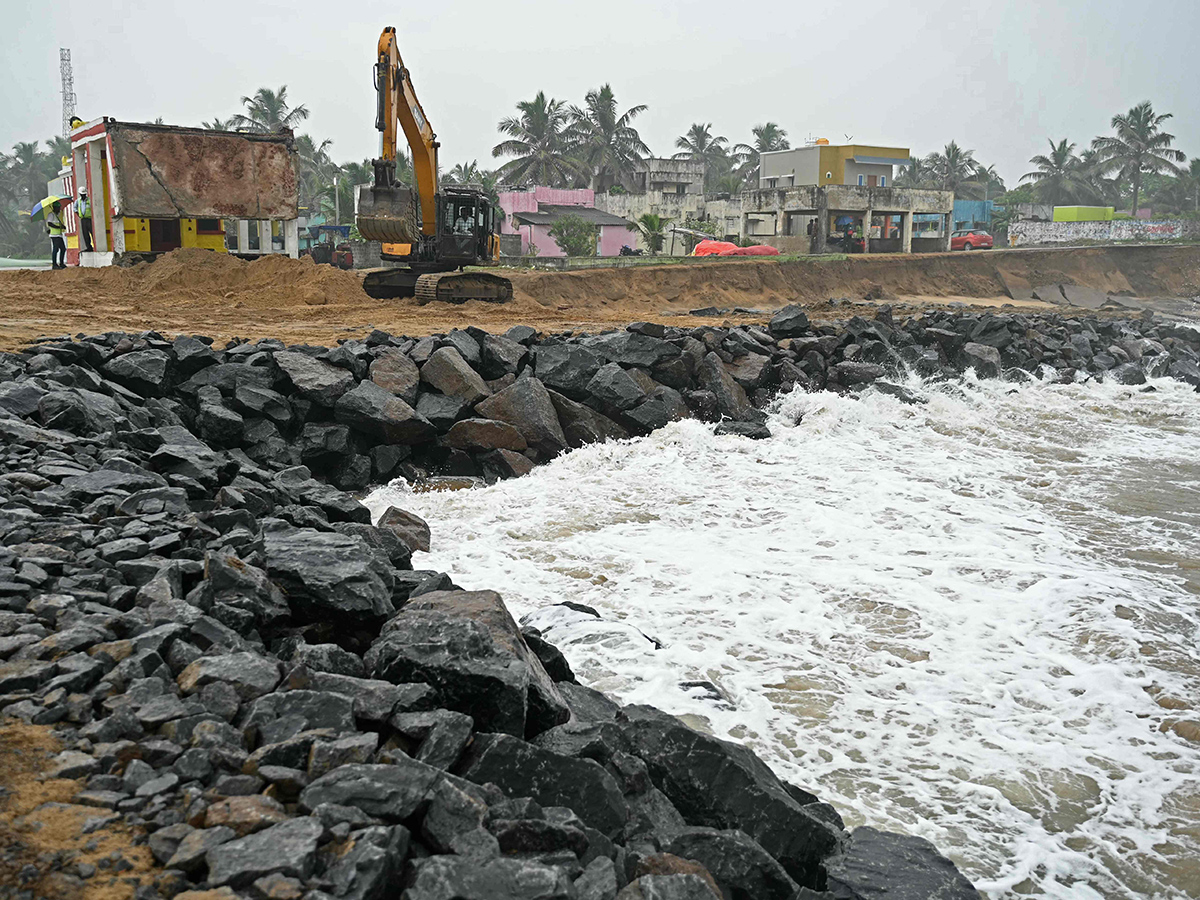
367 375 1200 899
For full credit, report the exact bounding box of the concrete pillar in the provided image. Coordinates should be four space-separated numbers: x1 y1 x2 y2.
942 213 952 252
260 220 272 254
284 219 299 259
110 217 125 254
87 143 108 254
901 212 913 253
862 208 873 254
236 220 250 254
816 191 829 253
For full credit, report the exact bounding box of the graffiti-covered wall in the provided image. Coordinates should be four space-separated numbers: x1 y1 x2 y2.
1010 219 1200 246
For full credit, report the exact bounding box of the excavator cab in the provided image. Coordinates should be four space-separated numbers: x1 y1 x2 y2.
439 188 498 266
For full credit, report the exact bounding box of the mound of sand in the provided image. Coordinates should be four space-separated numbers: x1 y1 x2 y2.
0 247 368 310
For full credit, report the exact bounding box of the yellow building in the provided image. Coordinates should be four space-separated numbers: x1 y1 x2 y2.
120 217 227 254
759 143 910 190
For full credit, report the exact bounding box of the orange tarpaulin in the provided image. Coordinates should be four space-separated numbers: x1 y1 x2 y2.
717 245 781 257
692 240 739 257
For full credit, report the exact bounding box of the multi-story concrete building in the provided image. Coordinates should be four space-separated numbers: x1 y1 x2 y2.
759 142 909 190
747 141 952 253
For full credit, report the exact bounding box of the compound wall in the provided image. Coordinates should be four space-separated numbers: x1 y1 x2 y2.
1011 219 1200 246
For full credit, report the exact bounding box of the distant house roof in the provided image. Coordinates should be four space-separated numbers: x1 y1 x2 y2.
512 204 630 227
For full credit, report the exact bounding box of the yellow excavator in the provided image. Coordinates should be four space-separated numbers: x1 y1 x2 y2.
356 26 513 303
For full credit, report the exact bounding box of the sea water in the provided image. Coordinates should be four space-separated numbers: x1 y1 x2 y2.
365 375 1200 899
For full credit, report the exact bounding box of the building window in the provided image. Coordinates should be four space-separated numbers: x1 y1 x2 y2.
880 176 887 187
196 218 222 234
857 175 865 186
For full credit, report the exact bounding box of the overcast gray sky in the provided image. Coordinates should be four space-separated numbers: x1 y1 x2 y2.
5 0 1197 187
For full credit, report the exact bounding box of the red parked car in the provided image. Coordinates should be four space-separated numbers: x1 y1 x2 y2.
951 229 993 251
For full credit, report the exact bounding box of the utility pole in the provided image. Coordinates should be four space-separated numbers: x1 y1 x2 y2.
334 175 340 225
60 49 76 137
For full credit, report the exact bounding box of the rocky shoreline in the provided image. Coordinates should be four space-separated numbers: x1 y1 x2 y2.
1 307 1198 900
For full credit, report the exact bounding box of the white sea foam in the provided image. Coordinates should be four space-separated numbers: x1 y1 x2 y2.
365 375 1200 899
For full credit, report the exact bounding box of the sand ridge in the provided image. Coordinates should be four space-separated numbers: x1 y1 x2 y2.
0 244 1194 350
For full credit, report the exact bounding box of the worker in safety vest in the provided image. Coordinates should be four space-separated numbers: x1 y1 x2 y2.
75 190 94 252
46 201 67 269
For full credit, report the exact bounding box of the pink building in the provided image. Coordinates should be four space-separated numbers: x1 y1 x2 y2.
499 187 632 257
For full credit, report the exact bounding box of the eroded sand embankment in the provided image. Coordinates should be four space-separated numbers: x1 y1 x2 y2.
0 244 1194 351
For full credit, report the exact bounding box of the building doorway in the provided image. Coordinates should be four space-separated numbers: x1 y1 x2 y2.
149 219 182 252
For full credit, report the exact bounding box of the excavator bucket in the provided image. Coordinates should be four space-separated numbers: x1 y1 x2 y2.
356 184 418 244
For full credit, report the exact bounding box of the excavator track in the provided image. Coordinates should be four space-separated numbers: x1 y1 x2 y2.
414 272 513 305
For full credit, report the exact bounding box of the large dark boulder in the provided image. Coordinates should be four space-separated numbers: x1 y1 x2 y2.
421 347 491 405
172 334 219 376
479 334 528 379
664 828 797 900
616 704 842 888
206 816 323 887
404 855 573 900
367 590 569 737
585 333 681 368
272 466 369 523
444 418 528 453
369 349 420 406
697 353 752 421
475 377 567 458
335 380 436 444
961 343 1001 379
624 386 690 434
823 826 980 900
299 761 442 821
274 351 355 406
233 384 293 427
535 344 604 399
830 362 885 387
149 425 233 489
768 305 810 338
416 391 471 430
102 350 172 396
587 363 646 411
548 390 629 448
457 732 628 838
263 525 395 626
323 824 410 900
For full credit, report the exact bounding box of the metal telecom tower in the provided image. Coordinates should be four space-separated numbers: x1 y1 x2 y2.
60 49 76 137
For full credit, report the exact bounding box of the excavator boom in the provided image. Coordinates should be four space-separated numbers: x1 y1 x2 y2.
357 26 438 244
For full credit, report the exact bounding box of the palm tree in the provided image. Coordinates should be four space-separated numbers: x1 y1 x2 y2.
1021 139 1092 206
6 142 50 205
1091 101 1185 216
894 156 931 189
628 213 670 255
319 159 374 226
492 91 585 188
673 123 729 191
974 163 1005 200
294 134 335 215
231 86 309 134
925 141 980 196
445 161 482 185
712 173 744 195
568 85 650 192
733 123 789 187
203 117 236 131
1075 148 1121 206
